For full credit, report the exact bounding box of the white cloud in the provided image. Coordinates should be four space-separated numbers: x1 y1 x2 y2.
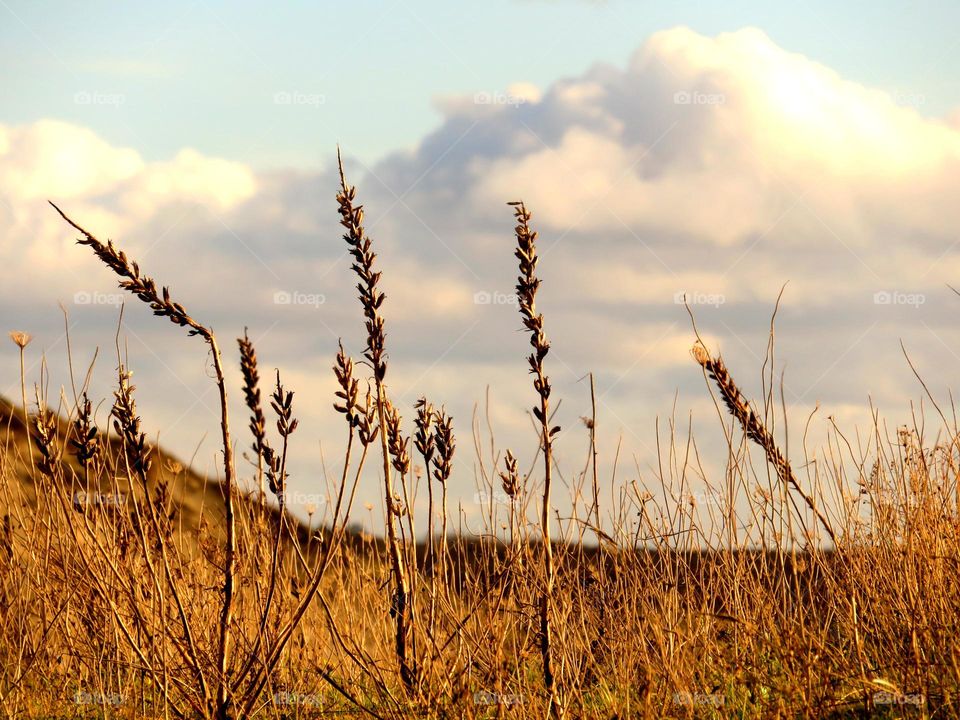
0 119 257 298
467 27 960 249
134 148 257 211
0 120 142 200
4 27 960 524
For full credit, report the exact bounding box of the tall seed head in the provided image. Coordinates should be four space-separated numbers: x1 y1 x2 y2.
112 368 152 478
50 203 206 338
334 341 360 427
32 393 60 478
70 393 101 468
384 399 410 476
357 387 380 447
510 201 559 436
414 397 435 465
499 449 520 500
268 371 298 498
432 408 455 485
336 153 388 383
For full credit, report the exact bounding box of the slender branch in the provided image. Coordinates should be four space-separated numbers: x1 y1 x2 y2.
510 200 564 718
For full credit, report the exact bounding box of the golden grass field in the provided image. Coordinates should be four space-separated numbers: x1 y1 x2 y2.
0 162 957 719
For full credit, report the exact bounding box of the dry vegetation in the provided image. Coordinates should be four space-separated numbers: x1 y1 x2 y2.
0 160 957 719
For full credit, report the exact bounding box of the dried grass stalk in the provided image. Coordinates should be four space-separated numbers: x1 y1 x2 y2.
692 342 836 544
336 153 415 692
511 200 564 718
50 202 238 720
238 330 277 502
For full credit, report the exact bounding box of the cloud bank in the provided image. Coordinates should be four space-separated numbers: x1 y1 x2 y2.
3 27 960 528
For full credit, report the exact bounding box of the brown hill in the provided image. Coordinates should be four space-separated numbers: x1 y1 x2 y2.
0 394 304 550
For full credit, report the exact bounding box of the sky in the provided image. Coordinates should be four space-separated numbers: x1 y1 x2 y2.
3 1 960 165
3 1 960 538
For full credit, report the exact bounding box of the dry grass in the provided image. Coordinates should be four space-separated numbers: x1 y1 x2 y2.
510 200 562 719
692 342 836 545
0 168 956 719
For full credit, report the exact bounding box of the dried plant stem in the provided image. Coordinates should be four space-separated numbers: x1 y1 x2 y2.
692 343 836 544
589 372 600 530
500 449 521 588
9 333 34 472
414 397 439 640
50 202 237 720
238 329 276 505
201 336 236 720
336 155 415 693
432 408 455 591
378 388 415 690
511 201 563 718
110 362 212 714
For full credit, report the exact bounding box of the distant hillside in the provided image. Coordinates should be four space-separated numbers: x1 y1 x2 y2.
0 394 305 549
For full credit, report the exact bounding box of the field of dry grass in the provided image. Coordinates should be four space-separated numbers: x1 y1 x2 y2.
1 162 958 719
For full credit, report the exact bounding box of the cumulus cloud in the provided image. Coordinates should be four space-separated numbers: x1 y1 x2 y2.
4 27 960 526
0 119 258 301
452 27 960 256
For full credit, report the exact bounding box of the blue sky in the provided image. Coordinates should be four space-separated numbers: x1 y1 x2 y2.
3 0 959 167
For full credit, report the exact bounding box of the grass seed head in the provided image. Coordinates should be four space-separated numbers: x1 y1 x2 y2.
432 407 455 485
9 331 31 349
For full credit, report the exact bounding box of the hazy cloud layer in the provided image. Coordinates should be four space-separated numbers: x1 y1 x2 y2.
4 27 960 529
